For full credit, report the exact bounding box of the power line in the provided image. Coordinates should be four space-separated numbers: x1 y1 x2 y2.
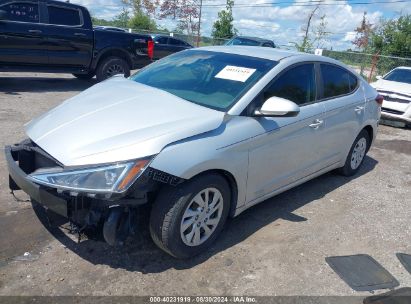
97 0 411 9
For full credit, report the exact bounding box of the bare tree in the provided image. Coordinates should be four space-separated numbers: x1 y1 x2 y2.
160 0 200 42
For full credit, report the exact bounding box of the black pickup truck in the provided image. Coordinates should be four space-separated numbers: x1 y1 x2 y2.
0 0 154 81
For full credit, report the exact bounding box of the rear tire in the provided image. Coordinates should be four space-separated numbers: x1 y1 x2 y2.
72 72 95 80
96 57 130 82
338 129 370 176
149 173 231 259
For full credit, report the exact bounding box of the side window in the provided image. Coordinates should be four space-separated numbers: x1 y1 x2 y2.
169 38 183 46
321 64 357 99
155 37 168 44
0 2 39 23
348 73 358 91
47 6 81 26
264 64 316 105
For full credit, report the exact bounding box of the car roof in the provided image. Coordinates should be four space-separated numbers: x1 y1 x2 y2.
198 46 327 62
393 66 411 70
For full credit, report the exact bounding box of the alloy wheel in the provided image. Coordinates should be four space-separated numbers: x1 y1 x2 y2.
180 187 224 247
350 137 367 170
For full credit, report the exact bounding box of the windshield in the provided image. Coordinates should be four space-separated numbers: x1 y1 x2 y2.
130 50 276 111
226 37 261 46
384 69 411 84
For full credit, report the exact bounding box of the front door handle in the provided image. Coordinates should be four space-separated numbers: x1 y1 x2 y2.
74 32 86 37
28 29 42 34
355 106 365 113
309 119 324 129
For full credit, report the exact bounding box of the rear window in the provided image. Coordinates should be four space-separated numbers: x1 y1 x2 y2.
48 6 81 26
321 64 358 99
227 38 261 46
0 2 39 23
130 50 276 111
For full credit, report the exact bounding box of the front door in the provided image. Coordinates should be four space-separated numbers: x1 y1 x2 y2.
0 1 48 65
246 63 329 203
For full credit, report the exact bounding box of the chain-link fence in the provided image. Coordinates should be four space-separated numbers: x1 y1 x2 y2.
122 27 228 46
321 50 411 82
113 26 411 82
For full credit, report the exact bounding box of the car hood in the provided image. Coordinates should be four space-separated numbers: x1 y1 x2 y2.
25 76 225 166
371 79 411 96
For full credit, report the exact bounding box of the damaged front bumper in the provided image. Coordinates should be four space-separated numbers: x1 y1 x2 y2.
5 140 184 244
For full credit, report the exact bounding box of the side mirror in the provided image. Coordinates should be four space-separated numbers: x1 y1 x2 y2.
376 75 382 80
0 10 7 20
254 96 300 117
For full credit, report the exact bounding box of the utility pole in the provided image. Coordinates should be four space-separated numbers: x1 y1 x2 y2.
196 0 203 47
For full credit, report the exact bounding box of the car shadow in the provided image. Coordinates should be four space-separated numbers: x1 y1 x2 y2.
0 75 97 93
33 156 378 274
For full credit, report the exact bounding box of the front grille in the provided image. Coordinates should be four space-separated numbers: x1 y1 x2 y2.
379 91 411 103
381 108 405 115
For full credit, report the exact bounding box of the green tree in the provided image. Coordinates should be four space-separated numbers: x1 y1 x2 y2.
91 8 131 28
370 15 411 73
112 7 131 28
211 0 237 42
128 11 157 30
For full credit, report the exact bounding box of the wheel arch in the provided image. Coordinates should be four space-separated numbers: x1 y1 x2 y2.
362 125 375 152
188 169 239 218
92 48 133 71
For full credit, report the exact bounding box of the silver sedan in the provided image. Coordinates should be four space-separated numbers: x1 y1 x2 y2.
5 46 381 258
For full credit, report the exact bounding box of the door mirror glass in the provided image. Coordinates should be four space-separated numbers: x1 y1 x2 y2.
254 96 300 117
0 10 7 20
376 75 382 80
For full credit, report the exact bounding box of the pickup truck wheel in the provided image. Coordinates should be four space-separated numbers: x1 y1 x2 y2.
96 57 130 82
338 129 370 176
149 173 231 259
72 72 95 80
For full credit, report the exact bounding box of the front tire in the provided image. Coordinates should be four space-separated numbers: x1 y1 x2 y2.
96 57 130 82
149 173 231 259
338 129 370 176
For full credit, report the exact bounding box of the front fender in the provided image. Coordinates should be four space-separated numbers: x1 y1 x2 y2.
150 137 249 210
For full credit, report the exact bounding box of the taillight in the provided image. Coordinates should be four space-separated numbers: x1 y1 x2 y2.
147 40 154 60
375 94 383 106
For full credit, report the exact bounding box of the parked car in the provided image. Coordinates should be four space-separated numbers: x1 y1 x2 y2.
0 0 153 81
6 46 381 258
94 26 127 33
371 67 411 127
225 36 276 48
151 34 193 60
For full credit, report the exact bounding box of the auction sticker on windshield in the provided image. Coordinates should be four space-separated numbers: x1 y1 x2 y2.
215 65 256 82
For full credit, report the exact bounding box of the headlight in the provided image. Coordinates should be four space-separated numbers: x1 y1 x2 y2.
28 158 151 194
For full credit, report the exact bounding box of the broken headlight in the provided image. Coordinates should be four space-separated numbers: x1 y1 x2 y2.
28 158 151 194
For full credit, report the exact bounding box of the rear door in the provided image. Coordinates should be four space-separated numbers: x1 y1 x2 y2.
0 1 48 65
43 3 93 68
319 63 366 163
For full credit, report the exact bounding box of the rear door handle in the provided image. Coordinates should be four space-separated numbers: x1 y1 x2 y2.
309 119 324 129
74 33 86 37
28 29 42 34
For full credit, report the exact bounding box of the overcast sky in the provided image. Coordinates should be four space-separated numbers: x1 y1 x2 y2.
69 0 408 50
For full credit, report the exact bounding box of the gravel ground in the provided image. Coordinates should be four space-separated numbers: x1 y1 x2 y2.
0 72 410 298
